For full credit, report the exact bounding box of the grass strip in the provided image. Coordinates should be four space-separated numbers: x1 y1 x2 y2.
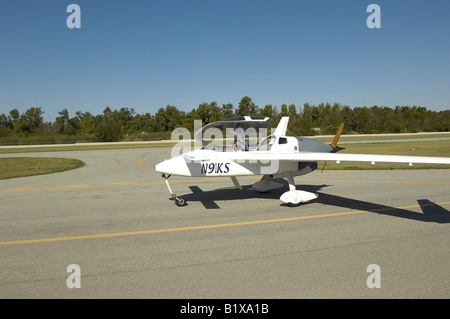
0 157 85 180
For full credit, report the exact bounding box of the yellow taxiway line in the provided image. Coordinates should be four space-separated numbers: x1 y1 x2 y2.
1 201 449 246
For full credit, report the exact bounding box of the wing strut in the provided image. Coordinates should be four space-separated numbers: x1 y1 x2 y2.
231 176 242 190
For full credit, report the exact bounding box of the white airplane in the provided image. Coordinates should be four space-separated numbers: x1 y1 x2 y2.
155 116 450 206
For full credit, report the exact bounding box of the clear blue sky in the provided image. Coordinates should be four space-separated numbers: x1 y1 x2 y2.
1 0 449 122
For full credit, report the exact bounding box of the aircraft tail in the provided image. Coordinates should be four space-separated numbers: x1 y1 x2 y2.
273 117 289 136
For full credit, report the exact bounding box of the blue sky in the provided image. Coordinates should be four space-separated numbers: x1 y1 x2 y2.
1 0 449 122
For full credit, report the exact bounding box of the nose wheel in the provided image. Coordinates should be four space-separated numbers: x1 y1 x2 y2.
162 174 188 207
174 196 186 207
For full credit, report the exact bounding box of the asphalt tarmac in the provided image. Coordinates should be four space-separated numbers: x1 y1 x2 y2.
0 147 449 298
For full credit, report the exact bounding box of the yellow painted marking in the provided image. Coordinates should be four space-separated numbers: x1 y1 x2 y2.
108 182 137 186
2 187 36 192
58 185 90 189
122 156 154 170
1 201 449 246
2 173 449 193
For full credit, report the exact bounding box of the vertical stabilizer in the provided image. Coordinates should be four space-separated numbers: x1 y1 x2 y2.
273 117 289 136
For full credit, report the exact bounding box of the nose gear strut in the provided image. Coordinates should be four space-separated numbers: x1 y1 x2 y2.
162 174 187 206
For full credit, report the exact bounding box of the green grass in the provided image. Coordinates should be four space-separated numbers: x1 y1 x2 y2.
0 157 86 180
0 142 179 154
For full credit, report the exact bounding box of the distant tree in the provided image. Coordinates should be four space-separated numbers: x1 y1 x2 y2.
197 102 213 125
125 113 154 135
19 107 44 134
1 101 450 145
165 105 184 130
236 96 259 116
103 106 113 118
221 103 234 119
92 106 123 141
10 109 20 121
55 108 70 134
0 113 12 129
280 104 288 116
153 105 184 132
261 104 274 118
0 113 12 137
209 101 223 123
153 107 169 132
113 107 135 128
182 108 199 134
76 111 96 137
95 118 123 142
288 104 297 118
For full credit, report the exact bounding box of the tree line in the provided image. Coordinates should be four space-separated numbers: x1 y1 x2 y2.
1 96 449 144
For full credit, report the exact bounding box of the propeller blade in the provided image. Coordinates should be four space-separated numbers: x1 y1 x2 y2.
331 122 345 150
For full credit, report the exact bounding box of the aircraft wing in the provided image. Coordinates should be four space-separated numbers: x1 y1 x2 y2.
225 151 450 165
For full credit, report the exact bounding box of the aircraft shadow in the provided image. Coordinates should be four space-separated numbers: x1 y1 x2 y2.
313 192 450 224
185 185 282 210
417 199 450 223
179 181 450 224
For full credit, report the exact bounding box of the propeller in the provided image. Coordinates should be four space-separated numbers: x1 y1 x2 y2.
330 122 345 152
321 122 345 173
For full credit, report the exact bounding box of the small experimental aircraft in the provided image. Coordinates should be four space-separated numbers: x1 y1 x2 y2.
155 116 450 206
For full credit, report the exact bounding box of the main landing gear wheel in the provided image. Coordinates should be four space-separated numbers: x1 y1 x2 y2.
280 173 318 207
162 174 188 207
287 202 302 207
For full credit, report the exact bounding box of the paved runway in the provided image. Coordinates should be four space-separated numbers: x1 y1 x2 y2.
0 147 449 298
